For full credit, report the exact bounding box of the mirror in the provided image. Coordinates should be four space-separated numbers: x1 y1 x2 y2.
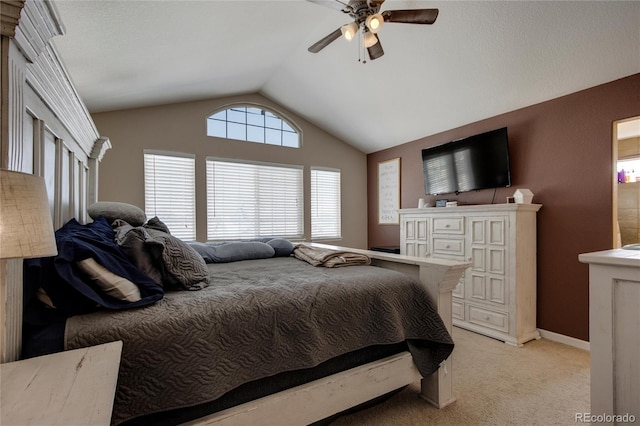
613 116 640 248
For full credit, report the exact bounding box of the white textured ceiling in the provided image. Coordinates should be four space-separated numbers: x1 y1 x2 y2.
51 0 640 153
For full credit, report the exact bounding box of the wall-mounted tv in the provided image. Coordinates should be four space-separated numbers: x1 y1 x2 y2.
422 127 511 195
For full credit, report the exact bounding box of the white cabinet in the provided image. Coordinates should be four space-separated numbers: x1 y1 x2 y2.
579 249 640 424
400 204 542 346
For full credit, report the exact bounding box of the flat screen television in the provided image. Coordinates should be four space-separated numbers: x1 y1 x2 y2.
422 127 511 195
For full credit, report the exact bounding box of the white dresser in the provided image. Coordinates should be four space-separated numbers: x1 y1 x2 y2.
399 203 542 346
579 248 640 424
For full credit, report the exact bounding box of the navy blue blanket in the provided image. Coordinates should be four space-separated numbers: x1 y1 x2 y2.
24 216 164 327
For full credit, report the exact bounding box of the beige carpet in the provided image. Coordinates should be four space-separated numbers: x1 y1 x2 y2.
331 327 590 426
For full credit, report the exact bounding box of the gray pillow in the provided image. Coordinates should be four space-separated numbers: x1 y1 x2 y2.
266 238 294 257
145 228 210 291
144 216 171 234
88 201 146 226
189 241 275 263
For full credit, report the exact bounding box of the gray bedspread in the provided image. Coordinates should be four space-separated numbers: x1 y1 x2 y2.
64 257 453 424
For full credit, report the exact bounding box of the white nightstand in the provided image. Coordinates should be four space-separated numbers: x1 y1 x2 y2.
1 341 122 425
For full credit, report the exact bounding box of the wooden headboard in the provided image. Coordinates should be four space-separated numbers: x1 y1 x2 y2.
0 0 110 362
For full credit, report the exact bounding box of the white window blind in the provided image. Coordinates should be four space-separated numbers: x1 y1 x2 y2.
144 151 196 241
311 168 341 240
206 159 303 240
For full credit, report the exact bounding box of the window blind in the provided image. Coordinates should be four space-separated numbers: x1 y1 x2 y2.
311 168 341 240
144 151 196 241
206 159 303 240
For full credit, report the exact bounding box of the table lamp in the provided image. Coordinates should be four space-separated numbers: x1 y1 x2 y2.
0 169 58 362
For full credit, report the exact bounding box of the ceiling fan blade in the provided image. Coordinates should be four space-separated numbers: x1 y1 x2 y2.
382 9 439 24
367 36 384 60
305 0 349 12
308 28 343 53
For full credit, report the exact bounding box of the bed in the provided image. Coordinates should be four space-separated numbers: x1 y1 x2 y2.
21 214 469 425
3 2 469 424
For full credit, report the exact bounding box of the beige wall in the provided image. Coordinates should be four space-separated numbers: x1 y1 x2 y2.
92 93 367 248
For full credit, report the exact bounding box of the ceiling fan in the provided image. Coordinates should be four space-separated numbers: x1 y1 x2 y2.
306 0 439 61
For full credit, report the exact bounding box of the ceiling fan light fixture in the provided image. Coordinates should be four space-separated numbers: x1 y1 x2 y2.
340 22 358 41
365 13 383 33
363 31 377 48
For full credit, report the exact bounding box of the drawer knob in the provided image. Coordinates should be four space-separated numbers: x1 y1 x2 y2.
445 224 450 228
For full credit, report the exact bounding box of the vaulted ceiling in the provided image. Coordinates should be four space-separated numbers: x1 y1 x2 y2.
50 0 640 153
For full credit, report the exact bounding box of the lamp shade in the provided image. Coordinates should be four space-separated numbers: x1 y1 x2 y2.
340 22 358 41
365 13 383 33
0 170 57 259
363 31 378 48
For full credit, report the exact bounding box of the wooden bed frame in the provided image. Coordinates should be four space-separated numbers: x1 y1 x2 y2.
1 2 470 423
186 244 469 425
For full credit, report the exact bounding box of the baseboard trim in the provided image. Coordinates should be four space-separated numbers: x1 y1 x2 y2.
538 329 590 352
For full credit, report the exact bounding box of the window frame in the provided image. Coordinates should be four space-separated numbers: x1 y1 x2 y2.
206 103 302 148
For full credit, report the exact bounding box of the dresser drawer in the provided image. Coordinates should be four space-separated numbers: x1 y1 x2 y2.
432 217 464 234
467 304 509 333
432 237 465 257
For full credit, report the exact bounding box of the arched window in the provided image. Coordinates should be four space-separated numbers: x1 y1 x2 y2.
206 105 300 148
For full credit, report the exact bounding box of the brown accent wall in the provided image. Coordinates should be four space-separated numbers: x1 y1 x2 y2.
367 73 640 341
